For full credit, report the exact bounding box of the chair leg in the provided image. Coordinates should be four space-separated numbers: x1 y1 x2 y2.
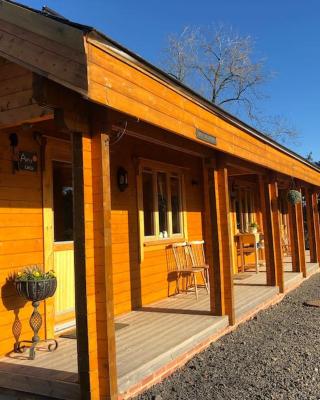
176 272 180 294
185 274 189 294
206 269 210 293
201 270 209 294
255 248 259 274
240 245 245 273
193 273 198 300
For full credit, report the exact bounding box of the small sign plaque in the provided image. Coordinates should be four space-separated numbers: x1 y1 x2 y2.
195 129 217 145
18 151 38 172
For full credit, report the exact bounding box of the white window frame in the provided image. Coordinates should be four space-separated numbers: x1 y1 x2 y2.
136 159 188 260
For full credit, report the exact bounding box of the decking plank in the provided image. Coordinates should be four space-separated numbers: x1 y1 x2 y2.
0 256 317 398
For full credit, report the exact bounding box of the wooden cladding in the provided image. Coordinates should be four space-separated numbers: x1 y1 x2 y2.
0 58 53 128
86 38 320 186
0 129 45 356
0 3 88 93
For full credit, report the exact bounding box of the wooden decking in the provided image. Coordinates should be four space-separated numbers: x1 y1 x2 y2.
0 338 79 399
0 258 318 399
116 291 228 393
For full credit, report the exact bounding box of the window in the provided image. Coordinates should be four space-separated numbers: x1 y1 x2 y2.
142 171 154 236
53 161 73 242
140 163 184 241
234 187 255 233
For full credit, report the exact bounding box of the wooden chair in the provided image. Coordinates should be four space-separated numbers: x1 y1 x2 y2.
171 242 209 299
187 240 210 294
280 225 291 256
238 233 261 273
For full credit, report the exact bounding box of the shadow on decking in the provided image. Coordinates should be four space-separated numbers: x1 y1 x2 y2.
0 254 317 399
138 306 211 316
234 282 269 287
0 338 79 399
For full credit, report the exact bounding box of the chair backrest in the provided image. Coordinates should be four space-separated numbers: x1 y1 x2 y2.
172 242 191 271
187 240 206 267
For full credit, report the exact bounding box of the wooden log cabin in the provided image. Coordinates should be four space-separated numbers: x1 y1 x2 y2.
0 1 320 399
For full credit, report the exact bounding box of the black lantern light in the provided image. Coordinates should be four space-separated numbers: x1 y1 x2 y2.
117 167 128 192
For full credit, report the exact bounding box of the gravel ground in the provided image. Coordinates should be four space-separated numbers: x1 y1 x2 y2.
136 274 320 400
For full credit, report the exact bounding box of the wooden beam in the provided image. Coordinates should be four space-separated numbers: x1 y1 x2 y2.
258 176 275 286
72 132 91 400
288 202 301 273
288 188 307 276
305 188 318 263
312 191 320 264
259 175 284 291
296 190 307 277
269 179 284 291
90 116 118 399
72 124 118 400
0 104 53 129
33 75 89 133
202 159 218 315
225 154 267 176
209 155 235 324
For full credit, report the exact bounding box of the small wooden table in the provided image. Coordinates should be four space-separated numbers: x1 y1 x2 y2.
235 232 264 273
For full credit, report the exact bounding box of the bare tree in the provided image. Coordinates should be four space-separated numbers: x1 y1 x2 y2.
305 152 320 167
162 24 298 144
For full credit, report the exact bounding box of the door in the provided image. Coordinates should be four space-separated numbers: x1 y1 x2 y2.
43 138 75 332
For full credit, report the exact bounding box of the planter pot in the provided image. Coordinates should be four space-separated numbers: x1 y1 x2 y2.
14 277 58 360
15 278 57 302
249 227 258 234
287 189 302 205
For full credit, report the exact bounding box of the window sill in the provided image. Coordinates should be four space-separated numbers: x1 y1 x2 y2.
144 237 185 247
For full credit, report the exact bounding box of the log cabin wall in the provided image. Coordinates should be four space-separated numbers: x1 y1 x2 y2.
0 1 88 95
85 37 320 186
109 126 205 315
0 57 52 129
0 127 45 356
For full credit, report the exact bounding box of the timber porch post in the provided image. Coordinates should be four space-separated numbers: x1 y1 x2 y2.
258 175 284 292
311 191 320 264
72 124 117 400
288 188 307 277
204 156 235 325
296 188 307 277
305 188 319 264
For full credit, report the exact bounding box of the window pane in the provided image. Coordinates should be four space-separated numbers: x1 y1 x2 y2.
157 172 168 237
235 200 241 230
171 176 181 234
241 197 247 232
142 172 154 236
248 192 253 224
53 161 73 242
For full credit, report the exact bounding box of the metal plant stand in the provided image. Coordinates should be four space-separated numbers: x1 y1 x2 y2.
14 278 58 360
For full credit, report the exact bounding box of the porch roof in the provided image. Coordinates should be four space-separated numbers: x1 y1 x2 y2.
1 0 320 185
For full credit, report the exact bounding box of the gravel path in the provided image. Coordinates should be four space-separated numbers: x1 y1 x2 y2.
136 274 320 400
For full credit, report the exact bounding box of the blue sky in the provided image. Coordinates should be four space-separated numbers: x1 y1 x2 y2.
20 0 320 160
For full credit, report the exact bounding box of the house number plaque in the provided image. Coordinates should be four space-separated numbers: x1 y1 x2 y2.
18 151 38 172
195 129 217 145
